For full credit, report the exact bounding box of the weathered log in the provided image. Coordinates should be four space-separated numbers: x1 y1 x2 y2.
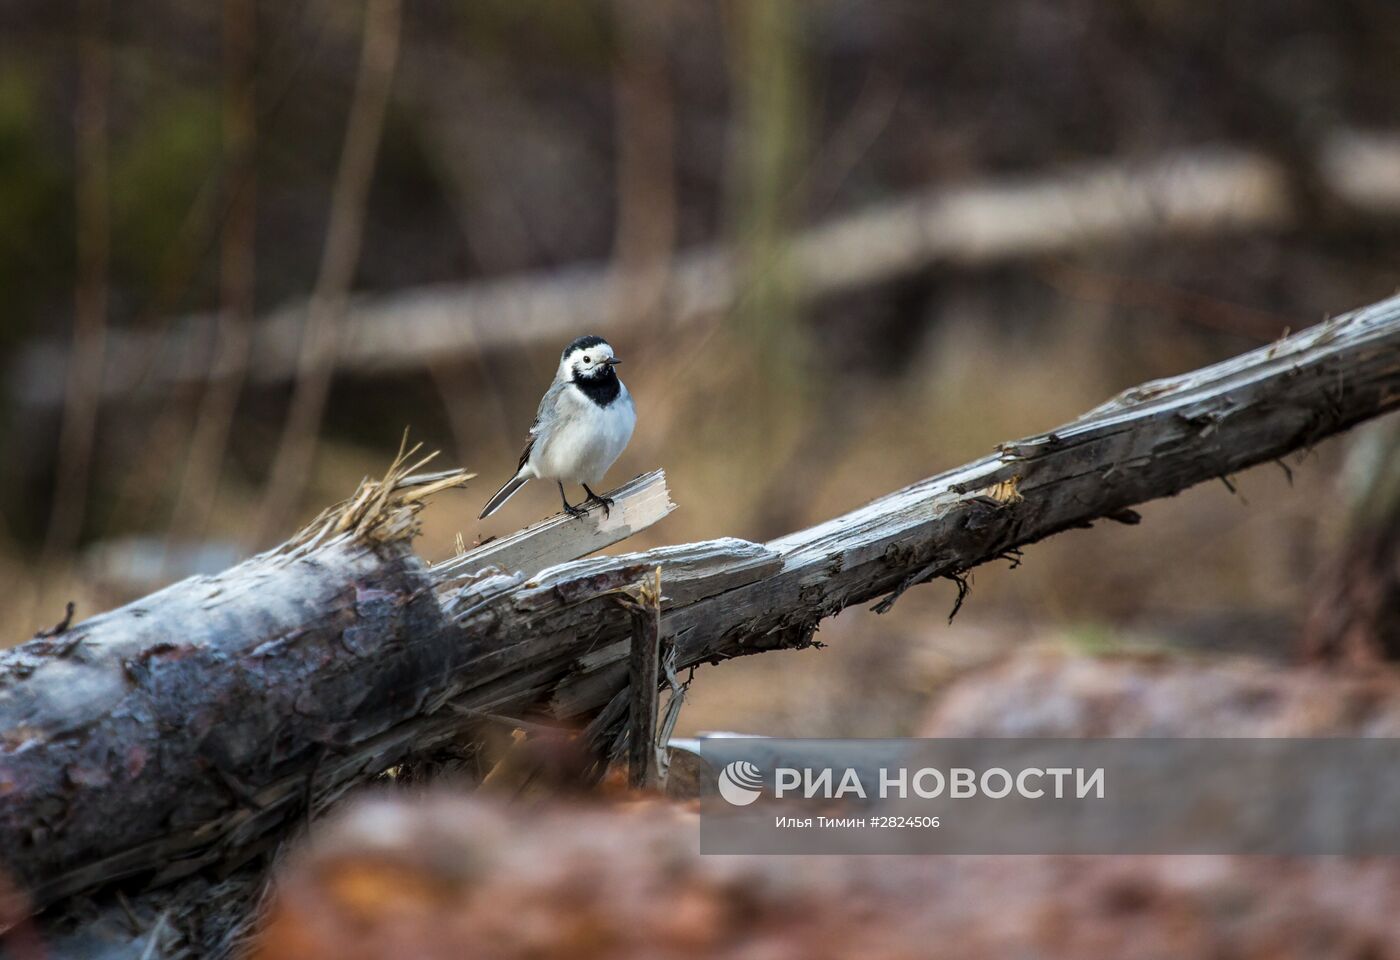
5 293 1400 955
0 467 673 925
14 131 1400 407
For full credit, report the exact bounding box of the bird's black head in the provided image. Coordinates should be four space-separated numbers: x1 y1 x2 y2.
559 335 622 404
562 334 609 362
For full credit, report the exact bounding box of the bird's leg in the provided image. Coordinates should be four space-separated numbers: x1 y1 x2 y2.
558 481 587 519
581 484 615 518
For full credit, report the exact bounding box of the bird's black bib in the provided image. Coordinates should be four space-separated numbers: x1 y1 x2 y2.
573 367 621 406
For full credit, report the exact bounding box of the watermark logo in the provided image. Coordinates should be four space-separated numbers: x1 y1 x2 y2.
698 738 1400 855
717 760 765 806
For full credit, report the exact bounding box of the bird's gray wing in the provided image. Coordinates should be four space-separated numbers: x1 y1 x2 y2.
517 378 569 472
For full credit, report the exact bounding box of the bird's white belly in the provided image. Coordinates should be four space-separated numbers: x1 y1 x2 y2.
532 394 635 486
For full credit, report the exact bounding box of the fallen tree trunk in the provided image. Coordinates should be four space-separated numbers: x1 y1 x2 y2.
5 293 1400 955
0 466 675 908
13 131 1400 408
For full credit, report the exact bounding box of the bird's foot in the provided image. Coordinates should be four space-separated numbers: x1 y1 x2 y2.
562 501 589 519
581 486 615 518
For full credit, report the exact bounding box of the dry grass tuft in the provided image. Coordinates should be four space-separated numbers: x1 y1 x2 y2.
288 432 475 552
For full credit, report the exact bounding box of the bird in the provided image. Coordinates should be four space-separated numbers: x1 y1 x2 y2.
479 335 636 521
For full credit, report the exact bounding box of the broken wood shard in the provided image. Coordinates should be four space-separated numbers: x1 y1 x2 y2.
433 468 675 583
5 293 1400 956
623 567 663 791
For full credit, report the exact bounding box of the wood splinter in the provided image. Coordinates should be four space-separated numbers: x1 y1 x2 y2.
622 566 664 790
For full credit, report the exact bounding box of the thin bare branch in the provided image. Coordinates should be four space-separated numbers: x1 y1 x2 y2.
42 0 110 563
168 0 259 543
611 0 677 327
252 0 402 547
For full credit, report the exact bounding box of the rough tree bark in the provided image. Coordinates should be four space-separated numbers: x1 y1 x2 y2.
3 293 1400 956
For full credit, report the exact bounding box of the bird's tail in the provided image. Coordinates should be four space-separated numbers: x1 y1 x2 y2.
479 472 529 519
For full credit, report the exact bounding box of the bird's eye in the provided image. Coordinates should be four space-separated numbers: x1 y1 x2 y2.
582 355 591 363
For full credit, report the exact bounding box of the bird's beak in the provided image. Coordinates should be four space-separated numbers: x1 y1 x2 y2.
604 357 621 366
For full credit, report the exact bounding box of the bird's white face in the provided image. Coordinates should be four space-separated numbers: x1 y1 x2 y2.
561 340 618 381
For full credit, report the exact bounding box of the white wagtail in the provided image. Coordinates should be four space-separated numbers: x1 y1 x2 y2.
479 335 636 520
